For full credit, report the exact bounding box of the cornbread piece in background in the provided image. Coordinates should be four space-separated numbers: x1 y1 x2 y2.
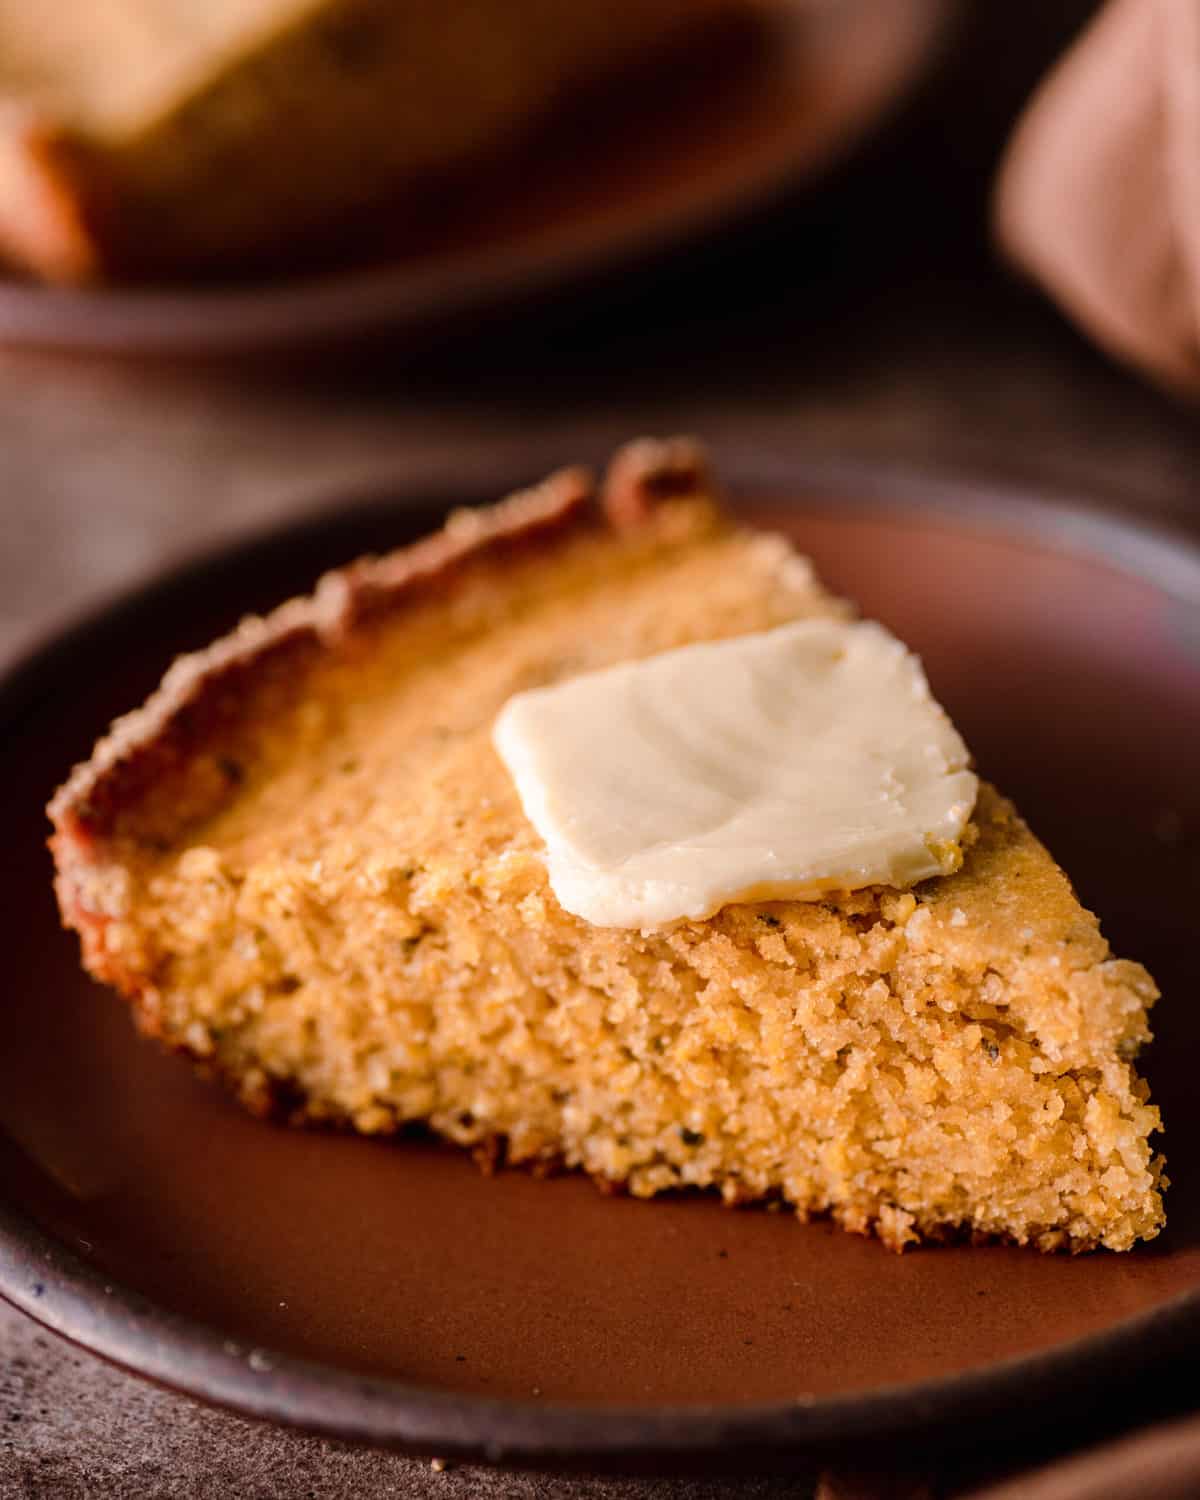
49 439 1164 1254
0 0 759 282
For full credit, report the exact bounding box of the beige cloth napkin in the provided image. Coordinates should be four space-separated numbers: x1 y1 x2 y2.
994 0 1200 395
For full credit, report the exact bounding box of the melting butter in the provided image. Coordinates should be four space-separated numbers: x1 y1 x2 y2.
492 619 978 928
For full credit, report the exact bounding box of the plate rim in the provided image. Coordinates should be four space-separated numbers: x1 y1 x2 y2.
3 453 1200 1462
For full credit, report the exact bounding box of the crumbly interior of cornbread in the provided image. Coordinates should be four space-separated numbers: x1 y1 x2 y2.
92 500 1163 1252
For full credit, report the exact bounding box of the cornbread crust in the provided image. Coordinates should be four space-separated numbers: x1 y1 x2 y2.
48 437 707 1031
49 458 599 849
0 119 103 283
48 440 1165 1254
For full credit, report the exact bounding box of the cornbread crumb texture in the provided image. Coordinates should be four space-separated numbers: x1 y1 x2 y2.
52 473 1164 1254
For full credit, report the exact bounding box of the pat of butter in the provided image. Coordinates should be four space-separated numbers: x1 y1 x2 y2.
492 620 978 928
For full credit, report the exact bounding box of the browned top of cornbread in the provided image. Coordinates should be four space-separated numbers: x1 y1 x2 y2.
48 438 708 965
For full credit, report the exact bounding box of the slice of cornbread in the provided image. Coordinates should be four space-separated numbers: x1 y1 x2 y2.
0 0 752 282
48 439 1165 1252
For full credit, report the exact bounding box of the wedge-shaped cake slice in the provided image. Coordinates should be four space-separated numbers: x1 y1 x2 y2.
49 439 1164 1252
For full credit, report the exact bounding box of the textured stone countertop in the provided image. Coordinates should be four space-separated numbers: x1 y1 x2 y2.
4 5 1200 1495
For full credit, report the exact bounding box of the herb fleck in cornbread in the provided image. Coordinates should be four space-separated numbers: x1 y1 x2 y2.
49 439 1164 1252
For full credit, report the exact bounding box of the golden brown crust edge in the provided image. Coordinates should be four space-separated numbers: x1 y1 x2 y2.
47 437 711 980
0 115 110 283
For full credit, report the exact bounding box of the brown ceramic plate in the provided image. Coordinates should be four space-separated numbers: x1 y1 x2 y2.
2 456 1199 1466
0 0 948 357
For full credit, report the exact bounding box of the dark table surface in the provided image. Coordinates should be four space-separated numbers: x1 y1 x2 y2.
3 5 1200 1496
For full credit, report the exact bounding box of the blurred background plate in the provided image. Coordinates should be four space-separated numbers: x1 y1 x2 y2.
0 0 950 358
